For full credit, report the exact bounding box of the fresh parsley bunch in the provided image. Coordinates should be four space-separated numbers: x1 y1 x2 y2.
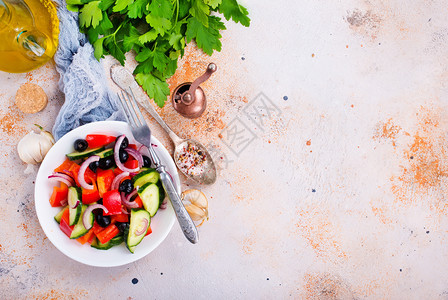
66 0 250 107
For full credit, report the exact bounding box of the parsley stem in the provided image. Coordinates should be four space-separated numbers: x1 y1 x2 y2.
173 0 179 28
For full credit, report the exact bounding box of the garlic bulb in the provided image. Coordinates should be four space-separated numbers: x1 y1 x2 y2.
17 124 55 173
181 189 209 227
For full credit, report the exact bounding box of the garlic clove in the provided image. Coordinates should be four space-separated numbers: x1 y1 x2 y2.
182 189 209 226
17 125 55 171
182 189 208 209
18 131 40 164
41 131 55 144
185 204 207 221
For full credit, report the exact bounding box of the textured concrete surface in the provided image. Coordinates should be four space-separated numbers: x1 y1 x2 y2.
2 0 448 298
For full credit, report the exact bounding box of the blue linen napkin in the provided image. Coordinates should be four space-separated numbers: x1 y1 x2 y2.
52 0 125 140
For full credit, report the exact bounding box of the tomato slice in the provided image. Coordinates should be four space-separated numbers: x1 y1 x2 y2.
103 189 123 215
60 208 74 238
97 169 114 197
96 224 120 244
134 195 143 208
92 221 104 236
76 228 95 245
145 225 152 236
124 159 138 169
54 159 75 175
82 186 101 204
68 163 81 186
85 134 116 149
49 183 68 207
111 213 129 223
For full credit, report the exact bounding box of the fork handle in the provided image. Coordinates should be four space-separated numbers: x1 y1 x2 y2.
157 167 199 244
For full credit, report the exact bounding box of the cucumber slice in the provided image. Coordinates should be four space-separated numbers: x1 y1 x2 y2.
133 168 159 187
127 209 150 249
96 148 114 158
110 235 124 246
91 237 113 250
68 187 82 226
70 205 93 239
66 146 105 161
123 224 137 253
157 181 166 205
138 183 161 217
54 206 69 223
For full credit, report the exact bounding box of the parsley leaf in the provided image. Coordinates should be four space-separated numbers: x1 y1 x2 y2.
147 0 173 18
127 0 148 18
79 1 103 28
123 25 142 51
189 0 209 27
152 49 170 72
135 47 153 62
134 58 154 74
135 73 170 108
146 14 172 36
112 0 134 12
138 29 158 44
168 32 185 51
165 58 178 77
204 0 221 9
98 0 115 10
186 16 225 55
104 36 126 65
93 38 105 60
218 0 250 27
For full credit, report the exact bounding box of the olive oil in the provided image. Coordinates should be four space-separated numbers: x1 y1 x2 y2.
0 0 58 73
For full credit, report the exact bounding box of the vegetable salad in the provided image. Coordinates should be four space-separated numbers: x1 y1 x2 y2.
49 134 165 253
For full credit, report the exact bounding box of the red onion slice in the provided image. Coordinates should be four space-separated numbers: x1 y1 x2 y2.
160 199 167 210
114 135 139 173
135 218 149 236
78 155 100 190
121 207 130 214
126 147 144 168
137 144 146 153
69 199 80 209
55 172 75 183
111 171 130 190
126 189 138 203
83 204 109 230
166 171 173 183
48 174 73 187
121 191 139 208
60 199 68 207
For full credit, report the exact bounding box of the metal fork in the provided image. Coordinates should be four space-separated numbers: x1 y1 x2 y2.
117 89 199 244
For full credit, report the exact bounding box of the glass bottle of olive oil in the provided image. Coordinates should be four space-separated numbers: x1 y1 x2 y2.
0 0 58 73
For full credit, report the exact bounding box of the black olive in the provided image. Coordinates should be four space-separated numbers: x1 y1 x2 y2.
89 160 99 172
119 149 129 163
95 213 111 228
118 136 129 149
142 155 152 168
99 156 114 169
74 139 88 152
119 179 134 194
116 222 129 233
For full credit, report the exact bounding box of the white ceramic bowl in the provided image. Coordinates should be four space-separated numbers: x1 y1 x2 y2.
35 121 178 267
